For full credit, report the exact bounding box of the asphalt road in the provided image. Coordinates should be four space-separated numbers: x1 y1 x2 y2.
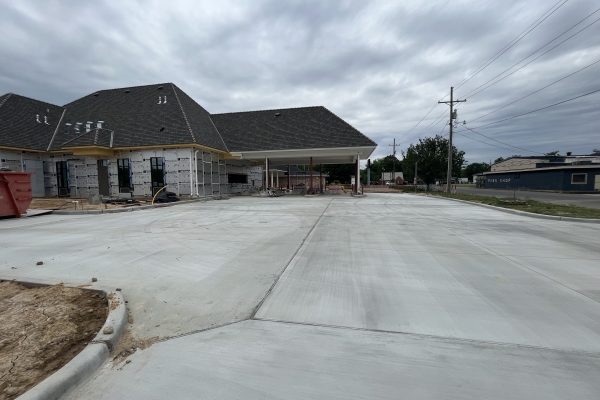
2 194 600 399
456 186 600 209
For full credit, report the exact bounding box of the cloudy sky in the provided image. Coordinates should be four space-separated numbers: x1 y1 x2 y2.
1 0 599 163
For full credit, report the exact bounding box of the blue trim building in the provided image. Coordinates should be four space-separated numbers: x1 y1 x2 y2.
481 165 600 192
479 155 600 192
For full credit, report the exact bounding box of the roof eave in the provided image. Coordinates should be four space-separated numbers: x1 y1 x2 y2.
231 145 376 164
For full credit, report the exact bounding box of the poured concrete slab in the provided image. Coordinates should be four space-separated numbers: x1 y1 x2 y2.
3 193 600 399
257 194 600 352
0 197 331 338
65 320 600 400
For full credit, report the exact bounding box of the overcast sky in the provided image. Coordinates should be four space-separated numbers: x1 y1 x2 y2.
1 0 599 163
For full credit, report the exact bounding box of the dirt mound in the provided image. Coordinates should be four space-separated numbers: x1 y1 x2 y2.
0 281 107 400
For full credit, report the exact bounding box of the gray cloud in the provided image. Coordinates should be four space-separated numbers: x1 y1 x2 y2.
1 0 599 162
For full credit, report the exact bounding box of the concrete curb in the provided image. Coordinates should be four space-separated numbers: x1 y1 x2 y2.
426 195 600 224
51 195 228 215
17 344 109 400
91 291 127 351
12 282 128 400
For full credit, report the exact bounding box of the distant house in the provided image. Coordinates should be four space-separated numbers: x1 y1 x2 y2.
381 171 404 185
266 165 328 190
0 84 375 198
481 155 600 192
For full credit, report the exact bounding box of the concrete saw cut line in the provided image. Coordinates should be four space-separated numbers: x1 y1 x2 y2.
251 198 333 319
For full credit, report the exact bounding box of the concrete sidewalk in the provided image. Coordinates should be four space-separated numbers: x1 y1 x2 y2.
2 194 600 399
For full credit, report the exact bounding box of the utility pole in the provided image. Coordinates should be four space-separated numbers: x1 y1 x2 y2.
414 160 418 193
439 87 466 193
388 138 400 184
414 160 418 185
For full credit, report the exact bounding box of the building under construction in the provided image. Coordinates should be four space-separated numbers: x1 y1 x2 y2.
0 83 375 198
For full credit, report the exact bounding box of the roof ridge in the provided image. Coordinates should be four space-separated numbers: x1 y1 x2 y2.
0 93 13 109
63 83 174 107
1 92 61 108
46 108 66 151
170 83 196 143
212 105 323 116
93 82 173 94
61 129 93 146
207 114 229 152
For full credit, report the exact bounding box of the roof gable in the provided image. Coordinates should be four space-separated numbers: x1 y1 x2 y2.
211 106 376 152
50 83 227 151
51 83 191 150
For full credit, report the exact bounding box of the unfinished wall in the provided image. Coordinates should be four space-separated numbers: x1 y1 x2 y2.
0 150 47 197
42 154 96 197
225 162 263 194
114 148 194 197
1 148 262 198
114 148 234 198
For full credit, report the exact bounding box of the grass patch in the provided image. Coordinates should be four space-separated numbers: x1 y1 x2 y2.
427 191 600 219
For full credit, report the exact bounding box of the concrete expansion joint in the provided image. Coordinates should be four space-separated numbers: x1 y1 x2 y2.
155 320 247 344
250 198 334 319
252 317 600 359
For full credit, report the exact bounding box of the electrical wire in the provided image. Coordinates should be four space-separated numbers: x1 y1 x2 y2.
455 0 569 90
463 8 600 99
473 88 600 129
469 56 600 123
457 125 545 154
454 130 527 153
406 101 440 134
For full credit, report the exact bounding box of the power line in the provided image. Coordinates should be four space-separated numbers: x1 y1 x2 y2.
406 101 440 134
473 88 600 129
455 0 569 90
455 130 527 153
458 125 545 154
463 8 600 99
424 109 450 129
469 56 600 123
438 121 449 135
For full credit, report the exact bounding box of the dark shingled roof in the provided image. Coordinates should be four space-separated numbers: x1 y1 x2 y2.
0 93 64 151
61 128 114 148
1 85 376 154
211 106 376 152
50 83 227 151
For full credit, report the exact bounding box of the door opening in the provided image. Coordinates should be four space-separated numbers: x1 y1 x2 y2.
97 159 110 196
56 161 69 197
150 157 165 195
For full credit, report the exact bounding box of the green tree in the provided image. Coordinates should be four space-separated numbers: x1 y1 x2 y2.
545 150 560 156
463 162 490 181
367 155 401 184
321 164 355 184
402 135 464 186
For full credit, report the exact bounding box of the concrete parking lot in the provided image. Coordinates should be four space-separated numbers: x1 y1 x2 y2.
2 194 600 399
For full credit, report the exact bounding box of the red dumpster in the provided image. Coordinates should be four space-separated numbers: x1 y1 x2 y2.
0 172 33 218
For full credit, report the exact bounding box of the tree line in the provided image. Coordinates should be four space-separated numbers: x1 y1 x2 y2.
322 135 487 185
321 137 600 185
